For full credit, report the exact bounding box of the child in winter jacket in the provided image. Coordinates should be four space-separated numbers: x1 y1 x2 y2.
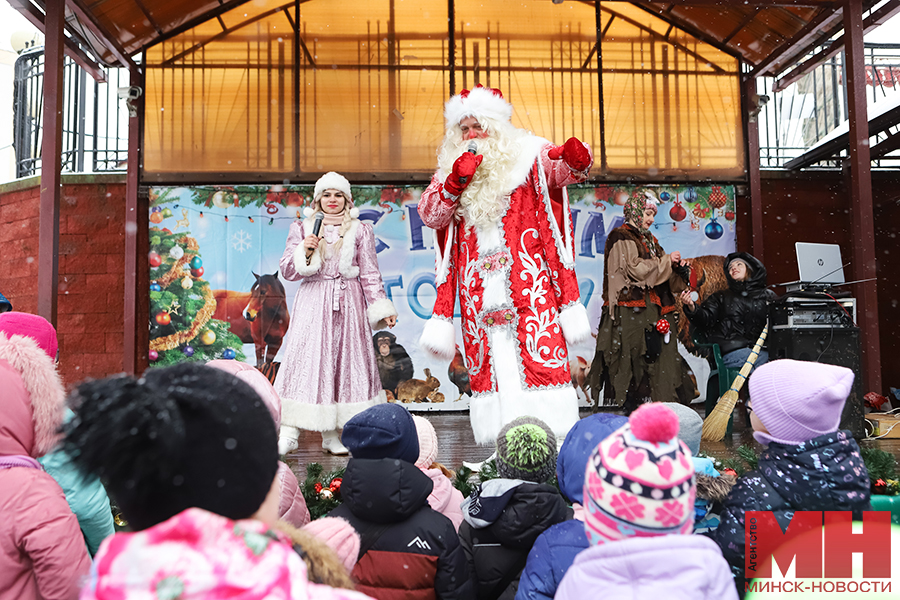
0 315 91 600
665 403 735 533
208 359 311 527
63 362 373 600
711 360 871 590
0 312 115 557
460 416 571 600
516 413 627 600
330 403 473 600
413 415 465 530
556 403 737 600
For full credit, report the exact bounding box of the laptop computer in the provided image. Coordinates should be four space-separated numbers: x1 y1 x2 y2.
795 242 846 285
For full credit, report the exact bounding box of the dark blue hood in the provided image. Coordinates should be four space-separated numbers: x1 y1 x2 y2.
557 413 628 504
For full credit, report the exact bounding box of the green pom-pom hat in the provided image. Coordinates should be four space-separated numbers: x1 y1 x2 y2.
495 416 557 483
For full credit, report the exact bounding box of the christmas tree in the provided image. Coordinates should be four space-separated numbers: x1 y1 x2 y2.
148 227 245 366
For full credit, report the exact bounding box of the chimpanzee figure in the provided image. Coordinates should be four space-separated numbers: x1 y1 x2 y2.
372 331 414 396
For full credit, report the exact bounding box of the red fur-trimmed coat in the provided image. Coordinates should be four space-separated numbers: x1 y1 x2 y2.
418 135 592 444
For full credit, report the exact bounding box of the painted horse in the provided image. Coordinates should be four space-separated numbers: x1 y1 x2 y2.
212 272 290 366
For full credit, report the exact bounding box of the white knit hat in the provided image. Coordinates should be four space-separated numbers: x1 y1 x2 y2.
444 85 513 129
313 172 352 204
412 415 438 470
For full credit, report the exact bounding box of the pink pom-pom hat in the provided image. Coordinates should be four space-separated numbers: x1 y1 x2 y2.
582 402 695 546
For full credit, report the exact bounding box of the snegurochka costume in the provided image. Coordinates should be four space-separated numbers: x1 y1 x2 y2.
275 172 396 452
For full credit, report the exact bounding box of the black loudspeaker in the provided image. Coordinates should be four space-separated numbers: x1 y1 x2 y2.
768 327 864 438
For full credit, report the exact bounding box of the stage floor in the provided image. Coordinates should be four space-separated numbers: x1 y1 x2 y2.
282 406 900 483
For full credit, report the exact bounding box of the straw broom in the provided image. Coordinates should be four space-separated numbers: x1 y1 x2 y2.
701 325 769 442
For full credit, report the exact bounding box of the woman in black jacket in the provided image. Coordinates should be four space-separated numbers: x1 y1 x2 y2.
680 252 773 371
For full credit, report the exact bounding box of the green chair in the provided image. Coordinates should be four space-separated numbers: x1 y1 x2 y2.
692 331 742 436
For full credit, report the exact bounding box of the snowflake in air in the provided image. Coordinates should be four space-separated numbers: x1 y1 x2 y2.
231 229 252 253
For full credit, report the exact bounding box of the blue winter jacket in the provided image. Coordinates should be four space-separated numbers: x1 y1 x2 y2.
515 413 627 600
38 409 115 556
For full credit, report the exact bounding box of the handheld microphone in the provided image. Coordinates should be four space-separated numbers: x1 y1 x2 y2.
306 211 325 260
459 141 478 185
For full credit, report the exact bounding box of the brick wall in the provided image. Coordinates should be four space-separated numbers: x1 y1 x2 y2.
0 174 127 388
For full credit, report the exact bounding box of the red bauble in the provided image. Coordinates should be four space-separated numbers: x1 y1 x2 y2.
725 211 735 221
149 212 164 224
155 311 171 326
191 267 204 277
149 252 162 267
314 482 323 493
329 478 342 493
708 186 728 210
669 200 687 222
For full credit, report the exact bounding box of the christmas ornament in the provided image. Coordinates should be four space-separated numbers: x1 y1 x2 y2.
329 478 342 493
725 211 735 221
683 187 698 203
211 191 232 209
191 267 204 278
705 218 724 240
151 207 162 213
319 489 334 500
148 349 159 361
614 191 629 206
190 256 203 269
655 319 671 344
314 482 323 494
155 311 171 326
168 300 182 316
150 212 164 224
200 330 217 345
659 191 671 202
150 281 161 292
114 512 128 527
149 252 162 268
180 276 193 290
722 468 738 478
161 208 174 219
223 348 236 360
151 235 161 246
669 200 686 222
708 186 728 210
182 345 195 357
692 204 705 219
169 245 185 259
175 209 190 231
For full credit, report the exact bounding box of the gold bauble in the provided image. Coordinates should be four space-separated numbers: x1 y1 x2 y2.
180 276 193 290
211 190 232 209
200 330 217 345
319 489 334 500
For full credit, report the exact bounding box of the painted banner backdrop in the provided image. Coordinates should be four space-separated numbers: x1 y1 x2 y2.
148 184 736 410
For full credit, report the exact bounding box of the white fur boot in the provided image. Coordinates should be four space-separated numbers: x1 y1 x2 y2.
321 430 349 455
278 425 300 456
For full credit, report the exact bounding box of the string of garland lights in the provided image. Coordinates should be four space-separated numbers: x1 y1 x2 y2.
154 203 304 226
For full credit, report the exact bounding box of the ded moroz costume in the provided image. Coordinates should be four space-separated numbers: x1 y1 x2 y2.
418 85 593 444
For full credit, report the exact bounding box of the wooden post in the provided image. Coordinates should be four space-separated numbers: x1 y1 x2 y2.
37 0 65 325
843 0 882 394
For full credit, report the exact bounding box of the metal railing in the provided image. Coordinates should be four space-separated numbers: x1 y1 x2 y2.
756 43 900 169
13 48 129 178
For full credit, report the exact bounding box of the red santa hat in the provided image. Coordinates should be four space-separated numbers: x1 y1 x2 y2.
444 85 513 129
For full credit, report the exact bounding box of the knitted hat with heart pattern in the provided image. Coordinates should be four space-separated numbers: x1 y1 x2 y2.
583 402 696 546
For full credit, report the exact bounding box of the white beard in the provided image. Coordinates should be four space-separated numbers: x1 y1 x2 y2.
437 121 528 231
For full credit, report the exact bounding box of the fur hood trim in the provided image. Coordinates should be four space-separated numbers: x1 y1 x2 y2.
301 216 362 279
695 472 736 503
0 333 66 457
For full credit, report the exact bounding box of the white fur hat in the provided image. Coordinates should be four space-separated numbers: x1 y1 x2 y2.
313 171 352 204
444 85 513 129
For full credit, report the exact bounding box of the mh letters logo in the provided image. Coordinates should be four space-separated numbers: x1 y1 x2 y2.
746 511 891 579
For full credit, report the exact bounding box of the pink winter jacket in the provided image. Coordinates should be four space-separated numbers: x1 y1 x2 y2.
422 467 465 531
0 334 91 600
207 360 310 527
81 507 374 600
